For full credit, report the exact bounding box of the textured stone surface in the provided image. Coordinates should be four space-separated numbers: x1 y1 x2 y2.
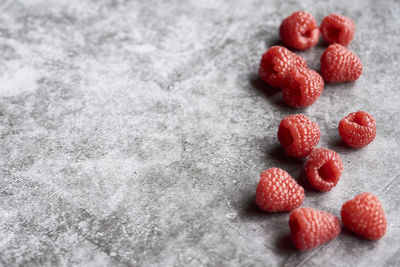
0 0 399 266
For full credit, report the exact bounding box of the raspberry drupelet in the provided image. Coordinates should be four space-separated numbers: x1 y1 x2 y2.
258 46 307 88
289 207 341 250
255 168 304 212
320 14 356 47
305 148 343 191
282 67 324 108
320 44 363 83
341 192 387 240
277 114 320 158
279 11 320 50
338 111 376 148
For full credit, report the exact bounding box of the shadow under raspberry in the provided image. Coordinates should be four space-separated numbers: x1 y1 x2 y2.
265 36 285 48
297 170 321 193
265 144 305 180
248 73 280 98
234 191 278 222
248 73 310 111
274 233 297 257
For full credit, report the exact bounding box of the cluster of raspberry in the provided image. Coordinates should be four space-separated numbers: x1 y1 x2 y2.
255 11 386 250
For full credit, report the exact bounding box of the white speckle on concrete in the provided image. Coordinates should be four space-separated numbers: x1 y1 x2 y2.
0 63 40 97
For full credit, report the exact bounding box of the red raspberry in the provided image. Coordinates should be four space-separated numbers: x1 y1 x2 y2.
338 111 376 148
305 148 343 191
255 168 304 212
320 14 356 47
282 67 324 108
258 46 307 87
341 192 387 240
277 114 320 158
289 207 341 250
279 11 320 50
320 44 363 82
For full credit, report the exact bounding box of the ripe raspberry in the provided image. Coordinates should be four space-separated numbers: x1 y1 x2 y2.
305 148 343 191
255 168 304 212
338 111 376 148
258 46 307 87
320 14 356 47
282 67 324 108
320 44 363 82
289 207 341 250
341 192 387 240
277 114 320 158
279 11 320 50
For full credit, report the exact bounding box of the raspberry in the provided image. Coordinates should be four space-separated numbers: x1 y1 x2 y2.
289 207 341 250
277 114 320 158
255 168 304 212
279 11 320 50
258 46 307 87
320 14 356 47
320 44 363 82
341 192 387 240
282 67 324 108
305 148 343 191
338 111 376 148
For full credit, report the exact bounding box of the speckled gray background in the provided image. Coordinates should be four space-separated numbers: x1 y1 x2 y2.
0 0 399 266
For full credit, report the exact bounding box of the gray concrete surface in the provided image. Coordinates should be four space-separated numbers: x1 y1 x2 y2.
0 0 399 266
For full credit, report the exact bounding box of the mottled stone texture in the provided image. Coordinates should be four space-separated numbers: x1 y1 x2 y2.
0 0 399 266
